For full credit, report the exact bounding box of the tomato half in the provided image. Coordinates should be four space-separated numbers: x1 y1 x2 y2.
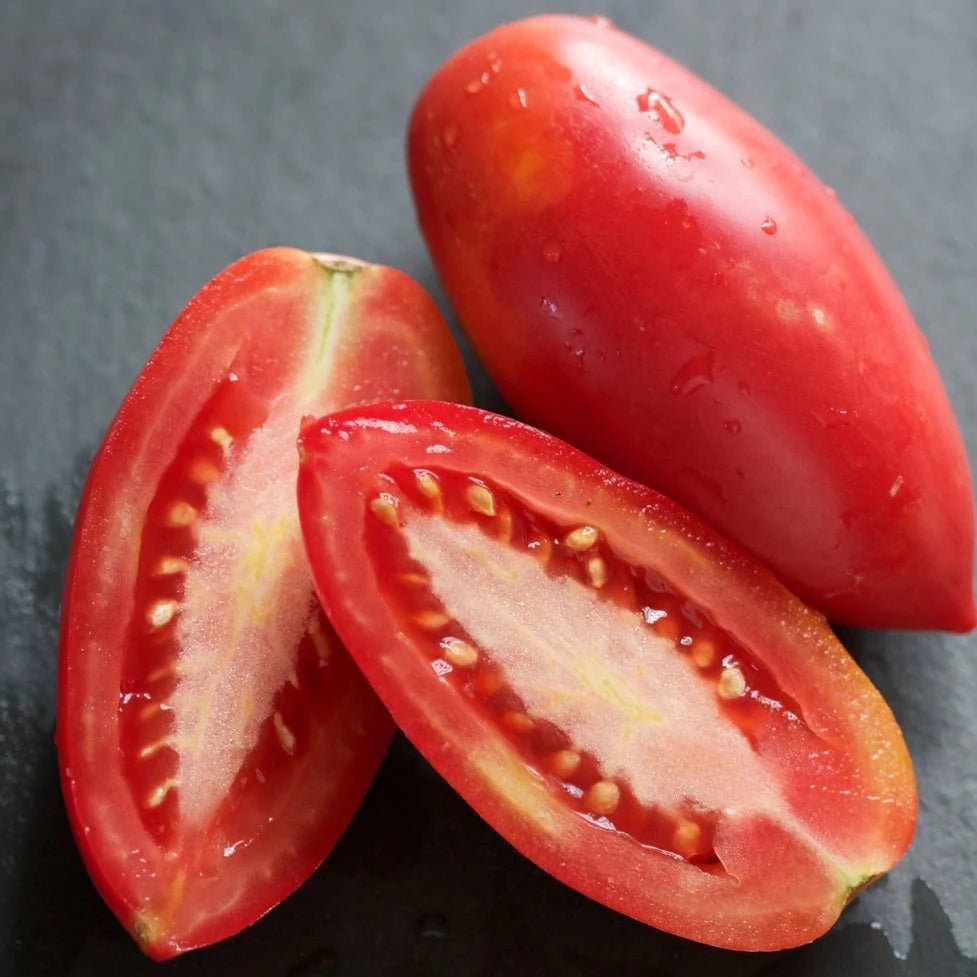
56 248 471 958
408 14 975 631
296 401 916 951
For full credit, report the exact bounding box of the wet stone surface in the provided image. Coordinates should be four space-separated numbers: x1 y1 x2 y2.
2 0 977 975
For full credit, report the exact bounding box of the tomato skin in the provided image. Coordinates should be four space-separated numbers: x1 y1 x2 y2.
296 401 916 951
57 249 470 958
408 14 975 631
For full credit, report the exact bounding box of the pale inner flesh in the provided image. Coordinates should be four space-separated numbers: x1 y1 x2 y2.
402 513 778 819
170 407 316 827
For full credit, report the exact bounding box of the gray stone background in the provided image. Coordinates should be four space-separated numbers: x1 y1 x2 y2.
1 1 975 974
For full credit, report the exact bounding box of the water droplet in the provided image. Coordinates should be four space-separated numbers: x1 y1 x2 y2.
541 296 559 317
741 156 754 169
670 351 716 396
466 73 490 95
488 51 503 73
441 123 459 149
574 83 600 107
825 185 837 198
418 913 450 938
738 380 752 397
760 217 778 235
636 88 685 134
586 15 614 28
508 88 528 110
542 241 562 263
723 419 742 435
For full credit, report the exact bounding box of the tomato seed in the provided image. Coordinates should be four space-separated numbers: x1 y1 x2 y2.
273 711 296 755
414 469 443 504
502 711 536 734
145 778 177 809
370 494 400 527
564 525 598 551
692 639 716 668
466 482 496 516
586 556 608 588
188 458 221 484
153 556 188 576
146 599 178 629
165 501 199 527
718 666 747 699
673 818 703 855
547 748 582 778
416 610 451 630
584 779 621 815
441 637 479 668
209 426 233 448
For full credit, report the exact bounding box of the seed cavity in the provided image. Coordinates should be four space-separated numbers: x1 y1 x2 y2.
441 637 479 668
466 482 496 516
565 525 598 551
370 493 400 527
584 779 621 815
146 599 178 629
718 665 747 699
273 711 296 755
166 501 198 527
587 556 608 588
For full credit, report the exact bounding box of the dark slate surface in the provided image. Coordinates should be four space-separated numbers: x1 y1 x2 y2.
1 1 975 975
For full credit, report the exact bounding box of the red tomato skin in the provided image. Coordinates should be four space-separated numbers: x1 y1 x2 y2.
296 401 917 952
57 249 471 958
408 14 975 631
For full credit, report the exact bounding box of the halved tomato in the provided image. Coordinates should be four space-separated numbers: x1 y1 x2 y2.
56 248 471 958
296 401 916 951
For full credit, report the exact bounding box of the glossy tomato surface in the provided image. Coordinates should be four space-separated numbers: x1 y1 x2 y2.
56 249 471 958
408 14 975 631
296 401 916 951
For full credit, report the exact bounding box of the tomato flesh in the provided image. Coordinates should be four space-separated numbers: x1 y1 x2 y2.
297 402 916 951
57 249 471 957
408 14 976 631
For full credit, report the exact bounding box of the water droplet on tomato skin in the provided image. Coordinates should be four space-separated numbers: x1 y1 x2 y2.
441 123 459 150
574 83 601 106
723 419 742 435
635 88 685 134
761 217 778 235
541 240 562 262
585 14 614 28
741 156 754 169
670 350 716 396
508 88 528 110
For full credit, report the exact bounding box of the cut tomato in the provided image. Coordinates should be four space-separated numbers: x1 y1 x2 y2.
296 401 916 951
408 14 975 631
56 249 471 958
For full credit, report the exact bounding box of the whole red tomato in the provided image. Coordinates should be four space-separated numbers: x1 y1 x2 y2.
408 14 975 631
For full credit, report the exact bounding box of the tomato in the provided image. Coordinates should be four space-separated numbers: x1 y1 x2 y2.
295 401 917 951
408 14 975 631
56 248 471 958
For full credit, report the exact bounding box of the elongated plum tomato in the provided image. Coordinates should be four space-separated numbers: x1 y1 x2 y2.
56 249 471 959
297 402 916 951
408 15 975 631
